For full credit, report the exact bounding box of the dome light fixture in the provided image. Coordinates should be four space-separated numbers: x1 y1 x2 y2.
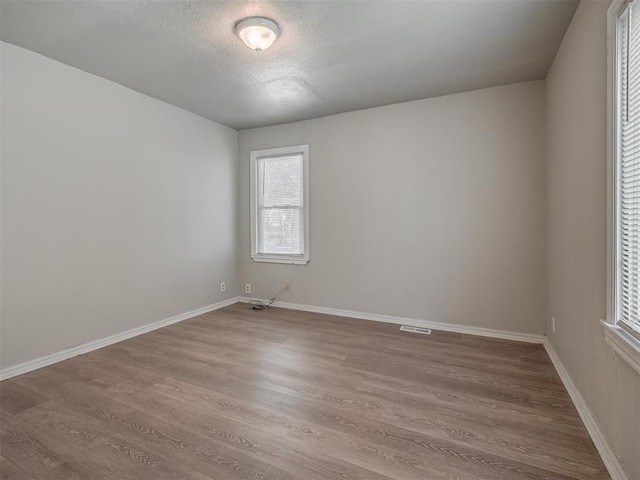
235 17 280 52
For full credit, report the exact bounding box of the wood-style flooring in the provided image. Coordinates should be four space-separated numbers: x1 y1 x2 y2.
0 304 610 479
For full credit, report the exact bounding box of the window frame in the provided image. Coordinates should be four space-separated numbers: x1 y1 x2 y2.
605 0 640 375
249 144 310 265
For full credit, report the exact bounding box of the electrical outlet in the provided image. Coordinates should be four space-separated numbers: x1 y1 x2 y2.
220 282 226 292
245 283 251 294
551 316 556 334
285 281 290 291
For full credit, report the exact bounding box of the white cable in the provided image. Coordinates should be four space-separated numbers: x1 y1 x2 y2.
248 286 288 310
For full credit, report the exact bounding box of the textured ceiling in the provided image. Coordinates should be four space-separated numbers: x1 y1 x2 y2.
0 0 578 130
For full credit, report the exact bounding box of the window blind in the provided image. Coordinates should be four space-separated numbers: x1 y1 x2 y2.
257 154 304 255
618 0 640 338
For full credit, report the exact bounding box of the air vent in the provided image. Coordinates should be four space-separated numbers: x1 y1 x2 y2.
399 325 431 335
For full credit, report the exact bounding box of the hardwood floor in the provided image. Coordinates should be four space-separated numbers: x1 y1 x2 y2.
0 304 609 480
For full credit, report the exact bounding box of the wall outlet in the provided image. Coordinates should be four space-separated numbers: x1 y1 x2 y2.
220 282 226 292
245 283 251 294
551 316 556 334
285 281 290 291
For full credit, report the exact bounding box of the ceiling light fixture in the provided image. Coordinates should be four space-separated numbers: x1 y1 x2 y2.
235 17 280 52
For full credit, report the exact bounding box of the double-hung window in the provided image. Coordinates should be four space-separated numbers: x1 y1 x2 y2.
250 145 309 265
607 0 640 375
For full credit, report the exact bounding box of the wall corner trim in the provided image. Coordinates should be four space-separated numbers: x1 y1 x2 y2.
238 297 545 344
0 297 240 381
543 339 630 480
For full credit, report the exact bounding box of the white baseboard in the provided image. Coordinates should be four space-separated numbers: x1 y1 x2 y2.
0 297 543 382
238 297 545 344
543 339 630 480
0 296 240 381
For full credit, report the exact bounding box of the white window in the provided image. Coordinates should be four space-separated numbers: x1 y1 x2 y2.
606 0 640 376
250 145 309 265
614 0 640 341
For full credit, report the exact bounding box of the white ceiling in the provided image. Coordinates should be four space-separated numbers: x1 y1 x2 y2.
0 0 578 130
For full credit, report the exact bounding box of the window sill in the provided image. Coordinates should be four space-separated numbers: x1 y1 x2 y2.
600 320 640 375
251 255 309 265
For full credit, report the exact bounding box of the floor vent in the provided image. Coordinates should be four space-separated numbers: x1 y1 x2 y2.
399 325 432 335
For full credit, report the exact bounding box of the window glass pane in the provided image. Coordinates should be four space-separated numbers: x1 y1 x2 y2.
260 155 302 207
259 207 303 254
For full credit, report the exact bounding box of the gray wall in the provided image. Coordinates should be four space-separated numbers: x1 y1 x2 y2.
0 42 239 370
239 81 547 335
545 2 640 479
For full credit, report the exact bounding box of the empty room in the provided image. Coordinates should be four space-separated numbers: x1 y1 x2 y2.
1 0 639 479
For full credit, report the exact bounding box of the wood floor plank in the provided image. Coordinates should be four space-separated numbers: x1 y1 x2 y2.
0 456 31 480
0 409 106 480
107 348 592 473
17 398 291 480
0 380 48 415
1 303 610 479
130 379 472 480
